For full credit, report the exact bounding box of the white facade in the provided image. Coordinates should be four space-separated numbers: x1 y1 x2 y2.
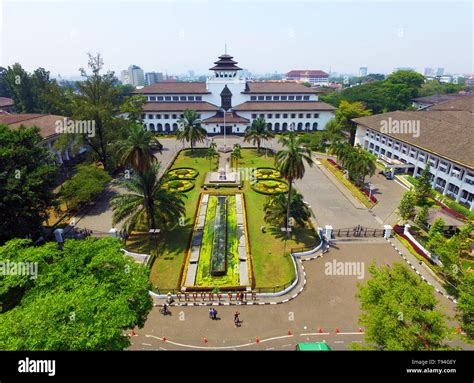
355 125 474 210
138 54 336 135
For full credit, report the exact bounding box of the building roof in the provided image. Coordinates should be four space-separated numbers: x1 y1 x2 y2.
426 94 474 112
243 81 318 94
233 101 336 112
209 53 242 71
412 93 471 106
286 70 329 78
0 97 14 108
352 110 474 169
142 102 219 112
133 82 209 94
0 114 64 139
203 112 249 124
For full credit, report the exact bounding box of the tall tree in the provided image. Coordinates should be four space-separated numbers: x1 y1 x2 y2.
230 143 242 168
176 109 207 150
397 191 416 223
116 124 159 174
355 263 450 350
415 163 433 205
111 163 186 232
275 131 313 238
264 190 312 228
0 237 153 350
335 100 371 145
243 117 274 152
0 125 58 243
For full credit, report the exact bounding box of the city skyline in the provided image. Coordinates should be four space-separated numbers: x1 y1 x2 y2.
1 0 472 78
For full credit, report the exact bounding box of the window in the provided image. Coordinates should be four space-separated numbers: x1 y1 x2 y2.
165 96 171 101
251 96 257 101
303 96 310 100
306 113 311 118
188 96 195 101
291 113 296 118
172 114 177 119
172 96 179 101
273 96 280 101
252 114 257 119
164 114 169 119
150 96 156 101
288 96 295 101
314 113 319 118
267 114 273 119
195 96 202 101
157 96 164 101
296 96 302 100
265 96 272 101
298 113 303 118
275 114 280 118
180 96 186 101
258 96 264 101
148 114 154 119
156 114 161 119
259 114 265 118
283 114 288 118
281 96 288 101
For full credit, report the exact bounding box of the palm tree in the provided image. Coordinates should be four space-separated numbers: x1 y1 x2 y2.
231 143 242 168
244 117 274 152
111 163 186 232
206 142 217 169
264 190 312 228
275 131 313 237
329 141 351 167
177 109 207 150
116 124 160 174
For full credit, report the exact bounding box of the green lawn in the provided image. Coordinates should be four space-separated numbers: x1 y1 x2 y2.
128 147 318 291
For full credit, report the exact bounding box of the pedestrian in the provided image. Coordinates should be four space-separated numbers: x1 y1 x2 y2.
234 311 240 326
212 308 217 320
209 308 213 320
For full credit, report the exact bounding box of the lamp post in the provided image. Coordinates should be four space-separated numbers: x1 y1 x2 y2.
368 182 374 201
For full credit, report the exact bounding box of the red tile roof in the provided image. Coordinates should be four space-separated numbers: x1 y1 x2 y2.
286 70 329 78
243 81 318 94
0 114 64 139
233 101 336 111
134 82 209 94
142 102 219 112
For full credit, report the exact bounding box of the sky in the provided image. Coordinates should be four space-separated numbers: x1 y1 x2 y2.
0 0 472 78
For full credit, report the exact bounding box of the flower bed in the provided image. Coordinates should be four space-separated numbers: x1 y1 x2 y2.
393 225 435 265
162 179 195 193
361 187 378 203
167 167 199 179
255 167 281 180
251 180 289 195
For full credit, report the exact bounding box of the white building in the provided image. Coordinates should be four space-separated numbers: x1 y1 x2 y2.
121 65 145 87
284 69 329 86
135 53 336 135
353 95 474 210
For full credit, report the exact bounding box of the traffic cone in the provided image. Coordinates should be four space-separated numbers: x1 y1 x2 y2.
358 327 363 333
318 327 323 333
256 336 260 344
162 336 167 342
131 328 135 336
287 328 292 336
204 337 208 344
335 327 340 334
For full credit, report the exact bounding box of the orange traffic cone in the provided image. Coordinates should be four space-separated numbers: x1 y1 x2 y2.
204 337 208 344
287 328 292 336
162 336 167 342
358 327 363 333
336 327 340 334
256 336 260 344
318 327 323 333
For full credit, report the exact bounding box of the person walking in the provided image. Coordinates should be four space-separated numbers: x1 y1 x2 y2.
234 311 240 327
212 308 217 320
209 308 214 320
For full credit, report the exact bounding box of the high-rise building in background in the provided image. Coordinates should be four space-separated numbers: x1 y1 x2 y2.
424 67 434 76
359 67 368 77
436 67 445 76
145 72 164 85
121 65 145 87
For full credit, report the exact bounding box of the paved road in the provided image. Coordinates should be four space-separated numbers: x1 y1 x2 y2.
129 242 466 351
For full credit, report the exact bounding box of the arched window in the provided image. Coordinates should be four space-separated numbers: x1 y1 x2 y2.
275 122 280 131
165 123 170 132
149 123 155 131
297 122 303 131
282 122 288 132
267 123 272 130
157 123 163 132
312 122 318 130
172 123 178 131
305 122 311 131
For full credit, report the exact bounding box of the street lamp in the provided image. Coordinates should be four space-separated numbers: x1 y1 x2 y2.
368 182 374 201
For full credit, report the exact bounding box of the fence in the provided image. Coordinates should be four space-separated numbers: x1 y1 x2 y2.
333 226 384 238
